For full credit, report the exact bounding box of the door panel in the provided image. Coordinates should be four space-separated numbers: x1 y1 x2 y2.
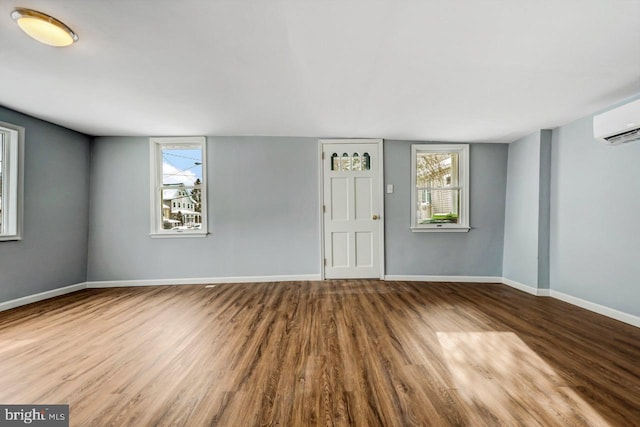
354 177 372 220
331 232 349 267
330 177 349 221
355 232 373 267
323 142 381 279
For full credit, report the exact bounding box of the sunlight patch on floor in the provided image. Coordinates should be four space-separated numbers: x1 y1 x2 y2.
437 332 610 426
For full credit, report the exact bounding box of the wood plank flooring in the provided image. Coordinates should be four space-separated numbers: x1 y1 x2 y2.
0 280 638 426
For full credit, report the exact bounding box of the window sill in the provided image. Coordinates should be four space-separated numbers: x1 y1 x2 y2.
0 235 22 242
149 232 209 239
410 226 470 233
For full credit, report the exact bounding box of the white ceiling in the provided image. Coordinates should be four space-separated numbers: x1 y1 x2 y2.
0 1 639 142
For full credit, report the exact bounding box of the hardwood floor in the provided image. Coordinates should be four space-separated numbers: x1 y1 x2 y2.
0 281 638 426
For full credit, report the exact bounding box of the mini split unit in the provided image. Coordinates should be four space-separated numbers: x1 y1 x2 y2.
593 98 640 145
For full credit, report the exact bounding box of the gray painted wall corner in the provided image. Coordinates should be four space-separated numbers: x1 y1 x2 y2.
502 131 542 287
537 130 552 289
549 102 640 316
502 129 552 290
0 106 92 303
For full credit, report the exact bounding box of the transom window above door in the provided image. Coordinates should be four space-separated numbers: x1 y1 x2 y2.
330 152 371 171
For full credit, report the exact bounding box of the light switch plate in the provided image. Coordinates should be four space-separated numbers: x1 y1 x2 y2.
386 184 394 194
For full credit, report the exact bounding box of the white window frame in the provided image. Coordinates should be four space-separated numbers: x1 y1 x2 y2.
149 136 208 238
411 144 470 232
0 122 24 242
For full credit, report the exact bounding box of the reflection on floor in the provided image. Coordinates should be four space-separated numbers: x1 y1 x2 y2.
439 331 610 426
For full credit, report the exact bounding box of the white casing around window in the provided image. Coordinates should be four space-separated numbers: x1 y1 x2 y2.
0 122 24 242
149 136 208 238
410 144 470 232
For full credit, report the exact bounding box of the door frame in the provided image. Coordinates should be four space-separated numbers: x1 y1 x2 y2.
318 138 385 280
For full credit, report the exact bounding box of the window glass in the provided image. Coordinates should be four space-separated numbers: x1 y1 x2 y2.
416 152 459 224
162 148 202 186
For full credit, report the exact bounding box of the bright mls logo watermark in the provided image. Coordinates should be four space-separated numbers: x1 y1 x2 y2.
0 405 68 426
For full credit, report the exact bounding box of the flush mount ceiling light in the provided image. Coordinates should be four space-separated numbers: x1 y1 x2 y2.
10 8 78 47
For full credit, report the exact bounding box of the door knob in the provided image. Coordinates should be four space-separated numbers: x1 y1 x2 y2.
372 214 379 220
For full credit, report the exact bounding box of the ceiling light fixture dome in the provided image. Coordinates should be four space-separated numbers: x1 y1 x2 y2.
10 8 78 47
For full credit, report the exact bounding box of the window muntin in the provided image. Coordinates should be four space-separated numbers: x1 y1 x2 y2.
150 137 207 237
0 122 24 241
411 144 469 232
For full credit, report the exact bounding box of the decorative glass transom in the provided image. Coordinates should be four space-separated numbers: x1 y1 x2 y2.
331 152 371 171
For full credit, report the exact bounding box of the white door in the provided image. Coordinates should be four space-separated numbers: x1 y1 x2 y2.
322 141 382 279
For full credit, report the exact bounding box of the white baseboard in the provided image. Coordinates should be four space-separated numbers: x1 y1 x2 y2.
0 282 87 313
550 290 640 328
501 277 551 296
387 275 636 328
384 275 502 283
537 288 552 297
87 274 322 288
2 275 637 329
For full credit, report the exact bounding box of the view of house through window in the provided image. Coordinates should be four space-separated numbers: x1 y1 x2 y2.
150 137 207 236
161 147 203 230
411 144 469 231
416 151 460 224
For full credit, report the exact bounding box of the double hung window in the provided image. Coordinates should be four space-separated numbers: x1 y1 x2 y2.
0 122 24 241
149 137 207 237
411 144 469 232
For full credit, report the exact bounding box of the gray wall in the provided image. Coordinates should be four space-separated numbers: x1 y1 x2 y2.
89 138 508 281
384 141 508 277
0 106 91 302
88 136 320 281
550 101 640 316
502 131 543 287
537 130 551 288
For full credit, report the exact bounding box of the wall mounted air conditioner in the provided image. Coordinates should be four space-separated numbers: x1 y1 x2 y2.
593 99 640 145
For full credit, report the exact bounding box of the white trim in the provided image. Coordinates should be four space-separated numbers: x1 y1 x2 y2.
388 275 638 327
550 290 640 328
317 142 325 280
501 278 638 326
0 282 87 313
318 138 385 280
378 139 385 279
87 274 321 288
410 227 470 233
537 289 552 297
149 232 208 239
385 275 502 283
501 277 547 296
0 122 25 241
